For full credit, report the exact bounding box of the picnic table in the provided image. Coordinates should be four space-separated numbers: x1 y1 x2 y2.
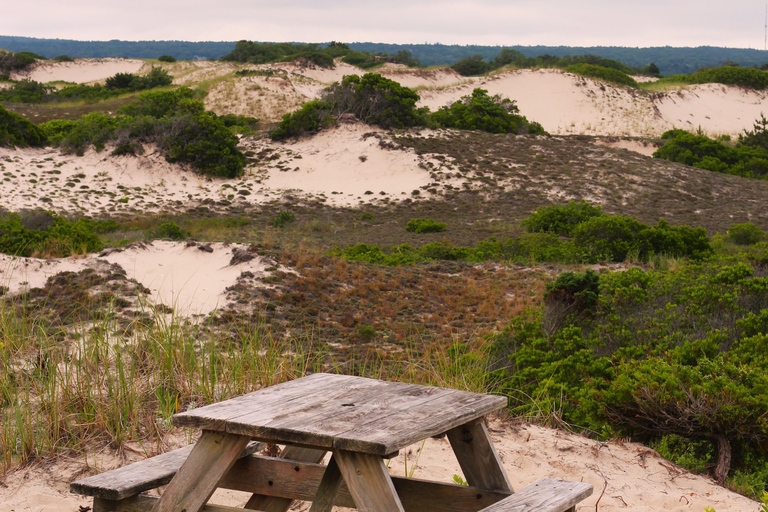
72 373 592 512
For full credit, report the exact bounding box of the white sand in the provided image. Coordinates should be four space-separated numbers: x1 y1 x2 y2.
419 69 661 137
260 123 434 206
11 58 145 84
0 124 439 215
1 418 760 511
0 241 283 316
654 83 768 137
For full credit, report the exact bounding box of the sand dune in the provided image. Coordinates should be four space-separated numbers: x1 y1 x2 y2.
10 57 145 84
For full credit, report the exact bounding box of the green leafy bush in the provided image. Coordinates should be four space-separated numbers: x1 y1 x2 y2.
654 128 768 179
157 55 176 63
573 214 647 262
544 269 600 317
40 88 247 178
523 200 604 236
323 73 427 129
0 104 47 147
0 211 104 257
405 218 447 233
0 50 39 74
431 88 545 134
564 64 638 87
153 222 190 241
728 222 766 245
270 100 334 140
272 211 296 228
659 65 768 90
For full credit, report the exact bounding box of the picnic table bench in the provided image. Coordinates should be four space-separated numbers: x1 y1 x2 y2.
72 373 592 512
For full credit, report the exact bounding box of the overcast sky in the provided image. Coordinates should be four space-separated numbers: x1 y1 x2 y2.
4 1 768 49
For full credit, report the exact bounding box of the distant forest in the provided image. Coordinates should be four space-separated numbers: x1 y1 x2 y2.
3 35 768 75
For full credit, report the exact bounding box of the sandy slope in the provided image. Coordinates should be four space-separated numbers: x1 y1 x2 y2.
0 418 759 511
10 58 145 84
0 241 285 315
0 124 440 215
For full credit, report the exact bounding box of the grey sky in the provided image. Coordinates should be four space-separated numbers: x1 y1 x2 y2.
4 1 767 48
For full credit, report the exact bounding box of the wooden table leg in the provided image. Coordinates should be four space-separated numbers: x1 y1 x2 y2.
308 454 343 512
243 446 327 512
446 420 513 493
335 449 405 512
150 430 251 512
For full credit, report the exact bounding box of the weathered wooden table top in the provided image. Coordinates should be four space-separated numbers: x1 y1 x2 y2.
174 373 507 456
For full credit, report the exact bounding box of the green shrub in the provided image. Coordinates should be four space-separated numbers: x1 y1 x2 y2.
0 211 104 257
158 55 177 63
0 104 47 147
451 55 492 76
544 269 600 316
405 218 447 233
0 79 53 103
41 88 247 178
105 67 172 91
659 66 768 90
272 211 296 228
564 64 638 87
431 88 545 134
323 73 427 129
0 50 39 74
153 222 190 241
523 200 604 236
270 100 334 140
52 55 74 63
573 215 646 262
728 222 766 245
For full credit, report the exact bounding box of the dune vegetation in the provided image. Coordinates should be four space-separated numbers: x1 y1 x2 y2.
3 49 768 507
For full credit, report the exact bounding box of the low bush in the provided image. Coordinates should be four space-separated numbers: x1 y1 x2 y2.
0 211 105 257
564 64 638 87
270 100 334 140
654 128 768 179
158 55 177 63
40 88 247 178
572 214 647 262
0 68 173 104
490 259 768 488
523 201 604 236
659 65 768 90
153 222 190 241
431 88 545 134
323 73 428 129
728 222 766 245
0 104 47 148
405 218 446 233
0 50 39 74
272 211 296 228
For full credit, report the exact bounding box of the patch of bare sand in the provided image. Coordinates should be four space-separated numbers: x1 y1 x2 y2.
654 83 768 137
1 419 760 511
418 69 662 137
0 124 442 215
258 123 435 206
592 138 661 157
11 58 145 84
0 241 283 316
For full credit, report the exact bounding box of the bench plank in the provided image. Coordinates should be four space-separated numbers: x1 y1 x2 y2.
478 478 593 512
71 441 263 501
